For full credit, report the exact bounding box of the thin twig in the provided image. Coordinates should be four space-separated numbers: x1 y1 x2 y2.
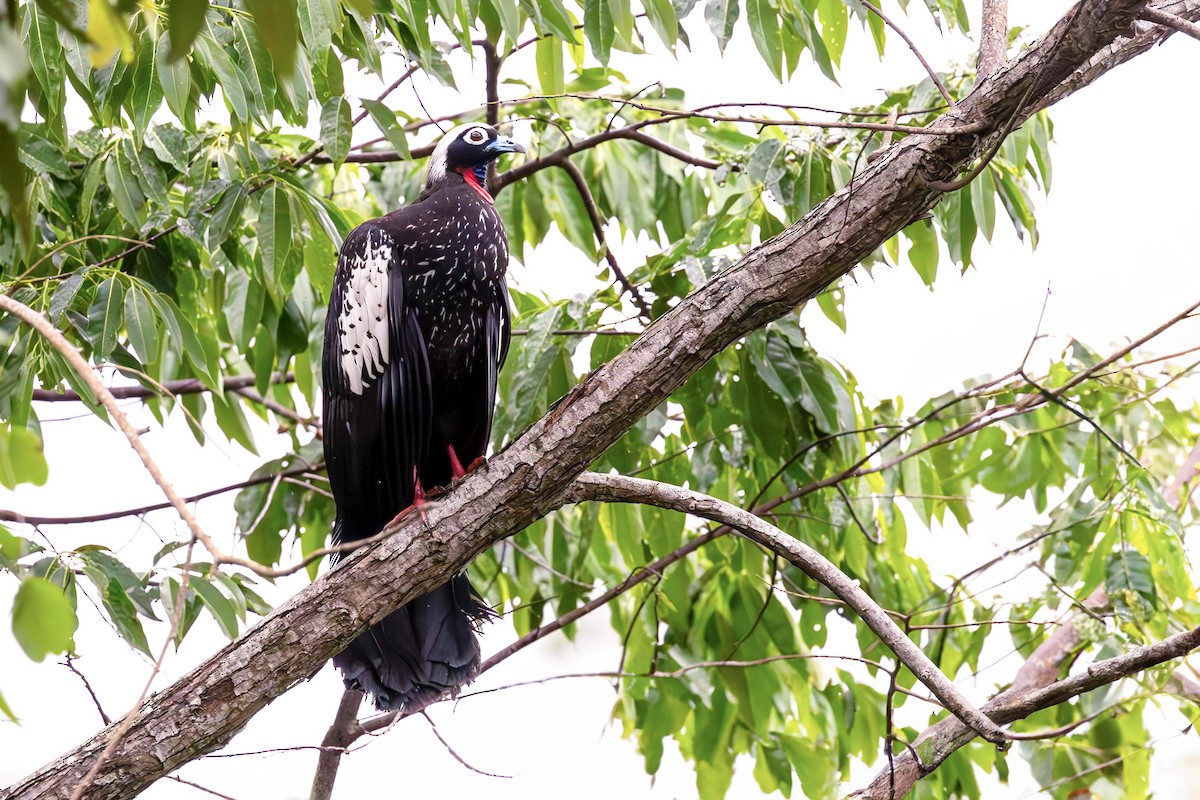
557 158 654 322
32 372 293 402
0 460 321 526
420 712 511 779
860 0 955 104
0 295 219 570
67 539 197 800
166 775 241 800
62 655 111 725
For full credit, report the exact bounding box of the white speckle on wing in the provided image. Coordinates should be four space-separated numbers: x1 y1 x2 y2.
337 228 392 395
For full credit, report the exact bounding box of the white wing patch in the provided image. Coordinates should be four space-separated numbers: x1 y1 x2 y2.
338 229 392 395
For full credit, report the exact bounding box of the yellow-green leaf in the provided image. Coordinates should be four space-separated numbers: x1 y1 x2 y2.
12 577 77 661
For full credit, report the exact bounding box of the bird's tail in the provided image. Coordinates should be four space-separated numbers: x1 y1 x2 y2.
333 574 492 712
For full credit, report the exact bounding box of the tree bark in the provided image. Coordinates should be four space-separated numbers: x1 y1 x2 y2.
2 2 1181 798
977 0 1010 78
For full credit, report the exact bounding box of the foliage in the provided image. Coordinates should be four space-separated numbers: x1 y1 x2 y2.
0 1 1197 798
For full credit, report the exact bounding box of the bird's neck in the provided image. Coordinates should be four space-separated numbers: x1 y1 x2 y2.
453 165 494 205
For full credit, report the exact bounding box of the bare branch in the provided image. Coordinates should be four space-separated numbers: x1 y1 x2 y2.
61 656 111 725
309 690 363 800
566 472 1009 746
1141 5 1200 39
0 461 321 527
557 158 654 322
32 373 293 403
860 1 955 104
0 295 218 566
978 0 1010 77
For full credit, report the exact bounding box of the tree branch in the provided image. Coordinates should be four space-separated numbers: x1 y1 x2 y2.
0 461 322 527
0 295 218 568
860 1 955 104
853 598 1200 799
1 3 1163 796
978 0 1010 78
564 472 1009 746
31 373 293 402
308 690 363 800
556 158 654 322
1140 4 1200 38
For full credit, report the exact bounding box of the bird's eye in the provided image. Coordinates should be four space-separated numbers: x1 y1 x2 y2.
466 128 487 144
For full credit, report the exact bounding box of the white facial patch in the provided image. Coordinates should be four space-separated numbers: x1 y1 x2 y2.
425 123 493 188
337 229 392 394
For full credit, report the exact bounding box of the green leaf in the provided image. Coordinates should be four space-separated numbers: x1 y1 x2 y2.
319 96 352 168
206 183 248 251
905 218 938 286
745 0 782 79
87 0 133 67
77 549 157 619
124 286 161 364
0 425 49 489
12 576 77 661
815 284 846 332
104 146 146 227
534 38 565 96
156 31 192 123
145 124 191 172
191 575 240 638
970 167 997 241
246 0 299 80
101 577 153 655
127 31 163 143
87 276 126 359
643 0 679 48
165 0 209 60
704 0 739 52
817 0 848 64
257 183 293 284
360 99 411 159
298 0 335 51
583 0 616 64
0 688 15 721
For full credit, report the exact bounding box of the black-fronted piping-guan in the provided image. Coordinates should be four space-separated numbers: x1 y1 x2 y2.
321 123 524 711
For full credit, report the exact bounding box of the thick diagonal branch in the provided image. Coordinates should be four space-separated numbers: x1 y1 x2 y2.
0 3 1166 798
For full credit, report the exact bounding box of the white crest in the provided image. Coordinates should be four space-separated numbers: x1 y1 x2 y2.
425 123 493 188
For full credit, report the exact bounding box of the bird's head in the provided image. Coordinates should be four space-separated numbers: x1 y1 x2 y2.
425 123 525 191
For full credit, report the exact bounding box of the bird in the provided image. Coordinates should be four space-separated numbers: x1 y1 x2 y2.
320 122 524 712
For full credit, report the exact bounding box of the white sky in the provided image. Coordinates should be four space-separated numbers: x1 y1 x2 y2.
3 3 1200 799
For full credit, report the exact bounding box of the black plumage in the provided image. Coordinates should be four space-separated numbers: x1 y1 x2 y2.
321 123 524 711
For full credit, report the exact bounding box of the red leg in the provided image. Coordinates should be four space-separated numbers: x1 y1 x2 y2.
448 445 468 480
386 469 429 526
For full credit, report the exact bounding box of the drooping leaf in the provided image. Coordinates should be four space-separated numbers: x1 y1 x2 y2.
165 0 209 60
246 0 299 80
319 95 352 168
0 425 49 489
86 276 126 359
704 0 739 52
12 577 77 661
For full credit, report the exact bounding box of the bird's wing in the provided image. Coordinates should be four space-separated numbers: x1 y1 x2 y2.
322 224 431 543
480 274 512 444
